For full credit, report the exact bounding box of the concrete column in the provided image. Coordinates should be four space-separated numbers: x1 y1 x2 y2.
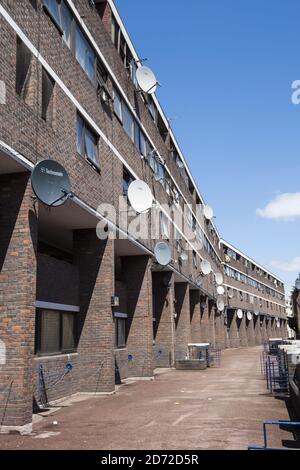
266 317 272 339
190 289 201 344
74 230 114 393
228 310 240 348
253 315 262 345
174 282 191 361
0 173 37 433
261 316 268 343
199 295 210 343
281 319 287 339
246 317 256 347
270 318 277 338
238 313 248 347
208 300 216 348
123 256 153 378
215 311 226 350
152 271 175 368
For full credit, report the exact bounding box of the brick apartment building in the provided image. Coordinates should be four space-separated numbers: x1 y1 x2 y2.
0 0 286 434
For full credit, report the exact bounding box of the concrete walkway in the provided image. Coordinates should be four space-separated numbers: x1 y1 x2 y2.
0 347 292 450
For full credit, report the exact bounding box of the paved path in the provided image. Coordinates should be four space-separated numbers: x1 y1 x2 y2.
0 347 292 450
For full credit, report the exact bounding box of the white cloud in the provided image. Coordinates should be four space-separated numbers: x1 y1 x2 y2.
256 192 300 221
271 257 300 273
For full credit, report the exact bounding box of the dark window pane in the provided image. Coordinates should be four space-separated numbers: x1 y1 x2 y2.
62 313 75 351
85 127 99 167
116 318 126 348
40 310 60 354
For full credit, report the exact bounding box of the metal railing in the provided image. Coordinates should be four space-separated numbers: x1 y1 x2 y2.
248 421 300 450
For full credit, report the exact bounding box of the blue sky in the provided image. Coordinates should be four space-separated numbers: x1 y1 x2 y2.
115 0 300 296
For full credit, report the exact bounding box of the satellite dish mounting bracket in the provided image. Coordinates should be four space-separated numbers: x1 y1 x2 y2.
50 189 74 207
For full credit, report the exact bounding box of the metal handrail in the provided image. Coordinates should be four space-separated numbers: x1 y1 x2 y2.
248 421 300 450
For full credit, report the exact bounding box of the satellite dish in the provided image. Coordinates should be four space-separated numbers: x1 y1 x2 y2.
277 321 281 328
180 252 188 262
254 311 260 316
136 66 158 94
247 312 253 321
215 273 223 286
227 287 234 299
217 300 225 312
127 180 153 213
217 286 225 295
201 259 212 276
203 205 214 220
31 160 71 207
154 242 171 266
237 309 243 319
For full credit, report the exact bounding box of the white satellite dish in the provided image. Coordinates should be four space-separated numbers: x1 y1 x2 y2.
180 252 188 262
277 321 281 329
136 66 158 94
127 180 153 213
201 259 212 276
217 300 225 312
176 155 184 169
215 273 223 286
254 311 260 316
217 286 225 296
237 309 243 319
203 205 214 220
227 287 234 299
247 312 253 321
154 242 171 266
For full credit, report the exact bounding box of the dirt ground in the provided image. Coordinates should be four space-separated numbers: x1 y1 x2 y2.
0 346 294 450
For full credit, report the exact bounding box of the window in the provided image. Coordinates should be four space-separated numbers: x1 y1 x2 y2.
193 251 197 268
160 212 170 239
61 1 72 47
123 167 134 196
75 26 96 82
76 114 99 169
156 162 165 186
16 37 32 97
41 68 55 122
147 97 157 122
43 1 100 83
122 103 134 141
35 309 77 355
114 314 127 349
43 0 61 29
113 89 122 121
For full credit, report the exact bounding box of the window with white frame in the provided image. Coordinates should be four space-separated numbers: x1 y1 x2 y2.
160 212 170 239
76 114 99 169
